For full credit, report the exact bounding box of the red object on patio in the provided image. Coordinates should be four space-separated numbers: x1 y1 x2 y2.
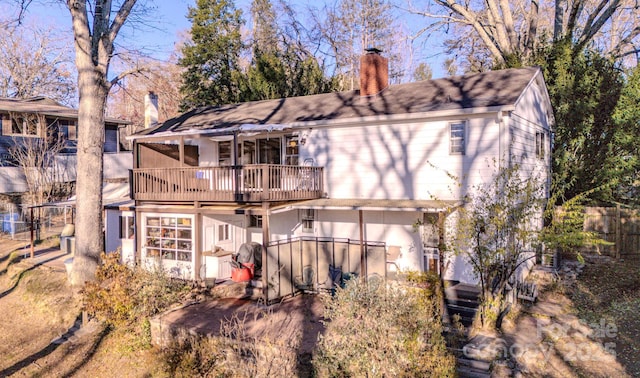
231 264 254 282
242 263 255 277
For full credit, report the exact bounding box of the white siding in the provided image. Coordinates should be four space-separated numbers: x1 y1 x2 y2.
105 210 135 264
103 152 132 179
0 167 28 193
1 152 132 193
510 78 552 193
303 116 502 201
270 209 424 272
189 138 217 166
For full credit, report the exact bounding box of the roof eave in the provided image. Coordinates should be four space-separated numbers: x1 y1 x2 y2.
129 104 514 142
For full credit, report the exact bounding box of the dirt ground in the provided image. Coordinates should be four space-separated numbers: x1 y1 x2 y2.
567 255 640 377
154 294 325 354
493 255 640 378
1 239 638 377
0 239 165 377
0 239 326 377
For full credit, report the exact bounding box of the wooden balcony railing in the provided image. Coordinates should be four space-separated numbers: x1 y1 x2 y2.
132 165 324 203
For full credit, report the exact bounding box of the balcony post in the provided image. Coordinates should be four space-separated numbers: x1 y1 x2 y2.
262 165 270 201
234 166 242 202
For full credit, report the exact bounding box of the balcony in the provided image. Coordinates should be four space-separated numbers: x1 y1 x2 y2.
132 164 324 203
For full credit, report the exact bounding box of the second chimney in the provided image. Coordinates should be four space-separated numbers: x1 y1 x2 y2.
359 48 389 97
144 91 159 128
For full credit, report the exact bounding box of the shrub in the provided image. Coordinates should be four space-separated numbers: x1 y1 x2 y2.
7 251 23 265
161 312 299 377
313 277 456 377
82 252 190 345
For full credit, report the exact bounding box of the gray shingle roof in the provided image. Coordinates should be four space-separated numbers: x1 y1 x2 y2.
0 97 129 125
138 67 540 136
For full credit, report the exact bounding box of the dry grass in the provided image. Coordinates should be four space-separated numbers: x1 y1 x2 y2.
568 256 640 377
313 276 456 378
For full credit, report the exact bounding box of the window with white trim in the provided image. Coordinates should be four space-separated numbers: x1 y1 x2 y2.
10 116 38 136
285 134 299 165
535 131 545 159
218 223 231 242
119 215 134 239
144 215 193 262
248 215 262 228
301 209 315 233
449 122 466 155
218 141 232 166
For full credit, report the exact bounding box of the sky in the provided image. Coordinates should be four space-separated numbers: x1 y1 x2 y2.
11 0 446 81
16 0 194 62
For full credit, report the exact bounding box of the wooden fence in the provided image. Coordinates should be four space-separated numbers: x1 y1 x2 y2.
582 206 640 258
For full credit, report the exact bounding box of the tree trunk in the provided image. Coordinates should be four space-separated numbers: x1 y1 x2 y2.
69 67 108 286
64 0 137 286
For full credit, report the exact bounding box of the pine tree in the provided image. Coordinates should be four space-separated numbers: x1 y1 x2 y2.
244 0 336 100
179 0 245 110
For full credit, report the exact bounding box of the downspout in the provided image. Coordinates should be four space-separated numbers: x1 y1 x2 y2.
233 131 240 202
262 202 270 302
359 210 365 277
498 110 505 169
116 123 128 153
195 212 202 281
30 206 34 258
179 136 185 166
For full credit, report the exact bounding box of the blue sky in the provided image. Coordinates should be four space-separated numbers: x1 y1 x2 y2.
14 0 446 79
17 0 194 62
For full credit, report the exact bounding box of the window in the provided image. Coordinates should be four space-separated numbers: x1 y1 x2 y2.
301 209 315 233
449 122 466 155
59 120 77 141
104 128 118 153
11 116 38 136
218 223 231 242
241 140 256 164
218 141 232 166
248 215 262 228
257 137 281 164
144 215 193 262
285 134 299 165
535 131 545 159
119 215 134 239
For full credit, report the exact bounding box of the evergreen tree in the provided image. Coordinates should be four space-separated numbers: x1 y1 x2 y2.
611 65 640 205
179 0 245 110
244 0 287 100
534 42 630 205
243 0 335 101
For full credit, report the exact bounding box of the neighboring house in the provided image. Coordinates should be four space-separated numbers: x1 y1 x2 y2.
0 97 131 195
114 50 553 294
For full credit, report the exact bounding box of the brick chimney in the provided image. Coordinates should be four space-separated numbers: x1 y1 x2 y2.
359 47 389 97
144 91 158 128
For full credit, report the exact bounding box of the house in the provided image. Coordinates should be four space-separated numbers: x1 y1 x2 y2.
0 97 131 197
116 50 553 300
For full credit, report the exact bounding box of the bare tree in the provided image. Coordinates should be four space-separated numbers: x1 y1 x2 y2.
0 26 76 105
7 114 71 206
66 0 138 286
409 0 640 67
448 165 543 329
3 0 166 285
3 0 33 27
107 57 182 147
312 0 408 89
